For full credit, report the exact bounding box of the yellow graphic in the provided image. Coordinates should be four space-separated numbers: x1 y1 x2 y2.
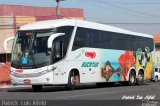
144 47 152 80
136 47 152 80
136 48 143 72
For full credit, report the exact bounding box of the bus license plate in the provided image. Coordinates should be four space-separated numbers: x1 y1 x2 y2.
23 79 31 84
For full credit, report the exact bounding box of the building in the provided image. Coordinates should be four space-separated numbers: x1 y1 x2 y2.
0 5 84 85
0 5 84 62
153 33 160 67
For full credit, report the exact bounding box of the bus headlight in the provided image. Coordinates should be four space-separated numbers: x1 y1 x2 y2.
47 66 57 71
39 66 57 75
10 66 57 78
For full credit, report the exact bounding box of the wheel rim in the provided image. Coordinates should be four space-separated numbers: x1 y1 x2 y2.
138 74 143 81
155 77 158 82
130 75 135 84
71 76 75 86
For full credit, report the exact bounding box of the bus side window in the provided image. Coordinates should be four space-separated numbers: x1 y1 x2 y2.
51 41 63 63
0 57 4 63
72 28 84 50
55 41 63 58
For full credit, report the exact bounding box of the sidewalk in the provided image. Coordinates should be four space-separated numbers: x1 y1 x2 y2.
0 62 11 88
0 63 32 90
0 84 31 89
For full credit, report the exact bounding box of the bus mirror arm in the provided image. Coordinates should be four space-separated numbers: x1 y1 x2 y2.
47 33 65 48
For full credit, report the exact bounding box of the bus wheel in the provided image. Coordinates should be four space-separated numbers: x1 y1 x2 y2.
136 71 144 85
128 71 136 86
155 76 158 82
65 72 79 90
32 85 42 92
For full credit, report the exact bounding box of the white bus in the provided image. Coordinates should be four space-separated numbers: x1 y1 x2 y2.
10 19 154 91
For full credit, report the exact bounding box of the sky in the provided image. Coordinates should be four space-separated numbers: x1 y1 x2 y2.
0 0 160 34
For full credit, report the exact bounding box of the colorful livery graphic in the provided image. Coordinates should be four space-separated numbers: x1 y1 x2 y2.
10 19 154 91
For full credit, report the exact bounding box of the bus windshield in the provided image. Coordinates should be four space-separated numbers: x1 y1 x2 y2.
11 29 55 69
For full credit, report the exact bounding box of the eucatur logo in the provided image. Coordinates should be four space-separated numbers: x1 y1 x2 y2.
85 52 96 59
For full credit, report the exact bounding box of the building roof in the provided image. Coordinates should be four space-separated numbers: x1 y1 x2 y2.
0 5 84 18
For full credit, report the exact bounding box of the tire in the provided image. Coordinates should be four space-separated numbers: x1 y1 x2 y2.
75 75 80 86
128 71 136 86
155 76 158 82
32 85 42 92
136 71 144 85
65 72 79 90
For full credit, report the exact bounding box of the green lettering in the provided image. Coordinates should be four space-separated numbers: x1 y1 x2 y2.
89 62 92 67
81 62 99 68
95 63 99 67
91 62 94 67
81 62 85 67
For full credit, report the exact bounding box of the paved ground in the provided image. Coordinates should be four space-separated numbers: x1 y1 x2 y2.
0 81 160 106
0 81 159 100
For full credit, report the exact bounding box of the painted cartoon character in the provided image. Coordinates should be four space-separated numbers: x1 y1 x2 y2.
118 51 135 81
144 47 152 80
136 48 143 72
136 47 152 80
101 61 121 81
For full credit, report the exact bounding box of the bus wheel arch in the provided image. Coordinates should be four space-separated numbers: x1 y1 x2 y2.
136 69 144 85
65 69 80 90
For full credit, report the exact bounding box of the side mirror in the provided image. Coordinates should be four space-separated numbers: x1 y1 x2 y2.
47 33 65 48
4 36 15 51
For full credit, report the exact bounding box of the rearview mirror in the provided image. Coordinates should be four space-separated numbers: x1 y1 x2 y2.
47 33 65 48
4 36 15 51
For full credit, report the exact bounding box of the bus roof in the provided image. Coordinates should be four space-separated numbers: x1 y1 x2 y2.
19 19 153 38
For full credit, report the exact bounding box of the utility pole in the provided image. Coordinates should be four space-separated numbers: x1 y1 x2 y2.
56 0 60 19
56 0 65 19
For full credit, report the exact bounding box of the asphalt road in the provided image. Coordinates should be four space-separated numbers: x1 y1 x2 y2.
0 82 160 106
0 81 159 100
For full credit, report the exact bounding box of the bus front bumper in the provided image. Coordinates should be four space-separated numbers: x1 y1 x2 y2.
10 72 54 85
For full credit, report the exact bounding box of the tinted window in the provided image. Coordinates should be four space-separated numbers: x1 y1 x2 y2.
72 27 154 51
51 26 74 64
57 26 74 57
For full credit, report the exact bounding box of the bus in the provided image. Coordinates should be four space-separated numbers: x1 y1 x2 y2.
10 19 154 91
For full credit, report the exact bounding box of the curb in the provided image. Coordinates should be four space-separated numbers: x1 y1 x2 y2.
0 85 31 89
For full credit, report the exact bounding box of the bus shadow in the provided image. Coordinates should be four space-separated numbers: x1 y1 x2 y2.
7 82 150 93
76 82 149 90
